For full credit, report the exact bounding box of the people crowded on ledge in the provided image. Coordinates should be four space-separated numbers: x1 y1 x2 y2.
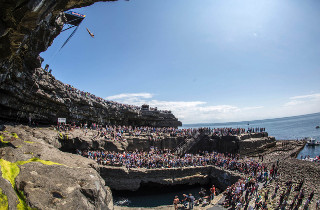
57 122 267 142
63 84 175 113
77 147 269 173
41 66 172 114
301 155 320 163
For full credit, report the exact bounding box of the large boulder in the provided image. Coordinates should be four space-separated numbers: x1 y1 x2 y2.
0 125 113 209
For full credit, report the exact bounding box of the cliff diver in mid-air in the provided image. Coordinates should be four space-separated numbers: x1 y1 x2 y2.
86 28 95 38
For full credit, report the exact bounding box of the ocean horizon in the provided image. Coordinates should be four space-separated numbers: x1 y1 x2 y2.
181 112 320 139
182 112 320 129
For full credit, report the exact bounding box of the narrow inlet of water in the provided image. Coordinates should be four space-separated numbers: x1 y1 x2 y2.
112 183 218 207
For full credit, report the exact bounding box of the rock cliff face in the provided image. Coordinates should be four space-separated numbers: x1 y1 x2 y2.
0 67 182 127
186 132 276 155
0 0 182 127
99 165 242 191
59 134 186 153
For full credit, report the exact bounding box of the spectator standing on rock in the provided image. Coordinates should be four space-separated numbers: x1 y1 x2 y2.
316 199 320 210
255 182 259 195
296 189 305 209
278 191 285 208
295 180 304 192
272 183 279 199
210 185 216 203
182 194 188 209
289 199 296 210
173 195 179 210
281 200 287 210
255 194 262 209
188 193 195 209
264 189 269 203
308 191 314 202
28 114 32 126
303 198 310 210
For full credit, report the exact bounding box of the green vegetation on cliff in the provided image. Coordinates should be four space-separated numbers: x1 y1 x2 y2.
0 135 9 144
0 188 8 210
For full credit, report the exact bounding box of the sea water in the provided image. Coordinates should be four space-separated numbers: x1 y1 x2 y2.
182 112 320 158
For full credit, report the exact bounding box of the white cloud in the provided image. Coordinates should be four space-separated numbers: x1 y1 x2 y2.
197 105 239 112
104 92 320 124
290 93 320 101
284 93 320 107
283 100 305 107
105 92 268 124
242 106 264 110
106 93 153 100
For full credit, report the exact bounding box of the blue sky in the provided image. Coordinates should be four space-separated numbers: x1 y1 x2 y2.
41 0 320 124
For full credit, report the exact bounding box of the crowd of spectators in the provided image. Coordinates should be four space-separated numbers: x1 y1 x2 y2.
40 64 174 114
211 127 265 136
78 146 318 209
77 147 266 171
220 163 318 209
65 84 141 111
221 161 277 209
57 122 266 142
301 155 320 164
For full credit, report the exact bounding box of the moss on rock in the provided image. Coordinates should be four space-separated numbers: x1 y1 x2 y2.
0 188 9 210
0 135 9 144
